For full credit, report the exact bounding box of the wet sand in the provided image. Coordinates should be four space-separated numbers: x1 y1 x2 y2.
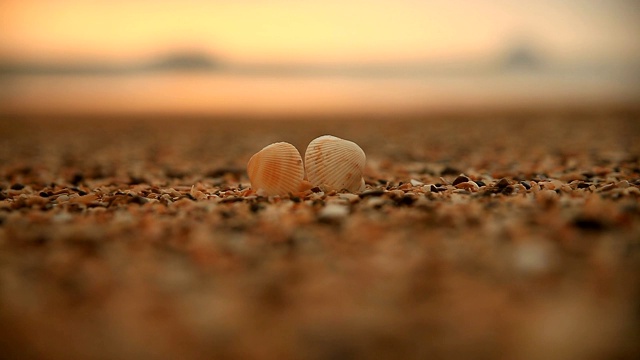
1 113 639 359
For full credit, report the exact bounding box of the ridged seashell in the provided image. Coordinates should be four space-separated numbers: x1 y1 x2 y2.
305 135 366 192
247 142 305 196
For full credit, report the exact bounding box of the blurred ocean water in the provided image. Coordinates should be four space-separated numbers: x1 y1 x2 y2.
1 67 638 116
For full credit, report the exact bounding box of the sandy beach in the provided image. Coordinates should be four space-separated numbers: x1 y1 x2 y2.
1 113 639 359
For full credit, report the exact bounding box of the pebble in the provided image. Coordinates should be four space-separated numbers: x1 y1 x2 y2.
627 187 640 195
452 189 471 194
501 185 515 195
318 204 349 220
536 189 558 205
455 181 479 191
56 195 70 203
359 190 385 198
410 179 424 187
339 193 360 203
598 183 616 192
496 178 510 189
365 197 387 208
617 180 629 189
577 182 591 189
52 212 74 223
452 175 470 186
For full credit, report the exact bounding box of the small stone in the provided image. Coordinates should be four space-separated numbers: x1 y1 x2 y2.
452 189 470 194
520 181 531 190
501 185 515 195
365 197 387 208
318 204 349 220
10 183 25 190
455 181 479 191
394 195 416 206
598 183 616 192
359 190 385 198
452 175 470 186
410 179 424 187
474 180 486 187
616 180 629 189
339 193 360 203
496 178 510 189
626 187 640 195
536 189 558 205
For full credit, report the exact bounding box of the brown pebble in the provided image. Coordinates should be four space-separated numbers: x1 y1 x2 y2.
452 175 470 186
359 190 385 198
455 181 479 191
501 185 515 195
577 182 591 189
617 180 629 189
496 178 510 189
598 183 616 192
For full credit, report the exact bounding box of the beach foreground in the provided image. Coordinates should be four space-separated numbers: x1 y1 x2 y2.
1 114 639 359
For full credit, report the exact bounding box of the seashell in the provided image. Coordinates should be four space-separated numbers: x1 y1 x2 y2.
247 142 305 196
305 135 366 192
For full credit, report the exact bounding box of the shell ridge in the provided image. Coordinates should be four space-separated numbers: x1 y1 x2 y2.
304 135 366 192
247 142 304 196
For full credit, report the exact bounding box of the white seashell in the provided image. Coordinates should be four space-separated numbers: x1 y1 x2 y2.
247 142 305 196
305 135 366 192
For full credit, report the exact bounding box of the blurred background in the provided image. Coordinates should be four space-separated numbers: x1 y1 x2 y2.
0 0 639 116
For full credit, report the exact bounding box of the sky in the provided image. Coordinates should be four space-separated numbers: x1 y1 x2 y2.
1 0 639 65
0 0 638 115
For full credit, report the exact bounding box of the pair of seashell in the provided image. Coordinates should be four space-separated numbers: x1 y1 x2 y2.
247 135 366 196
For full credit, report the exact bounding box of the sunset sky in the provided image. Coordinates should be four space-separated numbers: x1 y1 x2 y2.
1 1 638 115
1 0 639 65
